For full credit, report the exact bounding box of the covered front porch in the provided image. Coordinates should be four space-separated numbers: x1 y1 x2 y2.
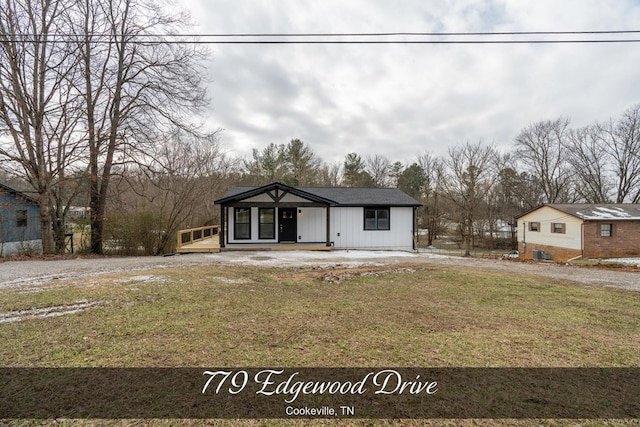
214 182 335 249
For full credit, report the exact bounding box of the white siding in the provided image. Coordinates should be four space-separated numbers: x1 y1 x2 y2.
330 207 414 250
298 207 326 242
226 205 415 249
228 207 327 243
518 206 583 250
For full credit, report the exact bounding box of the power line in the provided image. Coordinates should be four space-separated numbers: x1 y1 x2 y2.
8 29 640 37
164 29 640 37
99 39 640 44
4 39 640 45
3 30 640 44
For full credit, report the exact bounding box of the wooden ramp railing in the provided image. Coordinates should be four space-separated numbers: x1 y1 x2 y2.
176 225 220 253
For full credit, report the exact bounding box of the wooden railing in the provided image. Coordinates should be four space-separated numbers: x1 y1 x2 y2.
177 225 219 251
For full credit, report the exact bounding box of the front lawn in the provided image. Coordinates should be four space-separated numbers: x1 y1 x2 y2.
1 262 639 426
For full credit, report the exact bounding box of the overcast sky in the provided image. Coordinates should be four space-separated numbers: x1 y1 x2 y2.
180 0 640 165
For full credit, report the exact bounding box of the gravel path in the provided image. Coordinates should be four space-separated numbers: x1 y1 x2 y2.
1 251 639 291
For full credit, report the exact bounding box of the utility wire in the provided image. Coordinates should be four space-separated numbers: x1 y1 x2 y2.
8 29 640 37
3 30 640 44
5 39 640 44
163 29 640 37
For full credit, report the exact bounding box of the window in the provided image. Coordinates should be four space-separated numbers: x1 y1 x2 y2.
600 223 612 237
551 223 565 234
364 207 390 230
16 210 27 227
234 208 251 240
259 208 275 239
528 222 540 232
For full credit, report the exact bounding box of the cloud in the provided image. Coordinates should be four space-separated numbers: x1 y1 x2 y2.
184 0 640 164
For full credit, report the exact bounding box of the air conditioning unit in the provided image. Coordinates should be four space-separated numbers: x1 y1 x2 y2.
532 250 542 260
542 252 552 261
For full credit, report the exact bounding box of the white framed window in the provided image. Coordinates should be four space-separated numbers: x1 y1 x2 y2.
600 223 612 237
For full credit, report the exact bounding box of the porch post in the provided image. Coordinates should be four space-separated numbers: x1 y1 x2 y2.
325 205 331 247
412 206 417 251
219 205 226 248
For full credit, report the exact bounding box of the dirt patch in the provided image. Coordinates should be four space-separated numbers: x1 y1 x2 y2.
0 300 99 324
114 275 168 284
207 276 251 284
589 262 640 271
319 266 421 284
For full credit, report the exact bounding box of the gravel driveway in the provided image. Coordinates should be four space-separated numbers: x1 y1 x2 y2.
1 251 639 291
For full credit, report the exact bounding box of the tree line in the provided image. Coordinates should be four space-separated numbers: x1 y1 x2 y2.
239 104 640 255
0 0 211 254
1 2 639 256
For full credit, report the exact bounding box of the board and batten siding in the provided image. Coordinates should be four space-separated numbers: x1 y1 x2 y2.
226 206 415 249
331 207 414 250
297 207 326 242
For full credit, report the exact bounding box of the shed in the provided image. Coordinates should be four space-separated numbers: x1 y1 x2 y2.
0 183 42 256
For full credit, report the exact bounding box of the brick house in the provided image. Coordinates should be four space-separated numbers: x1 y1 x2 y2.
516 204 640 261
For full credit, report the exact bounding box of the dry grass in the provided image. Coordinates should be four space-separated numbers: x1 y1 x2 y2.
1 263 639 426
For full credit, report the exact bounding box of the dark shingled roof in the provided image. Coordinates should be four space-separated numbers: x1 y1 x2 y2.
217 183 421 207
301 186 421 206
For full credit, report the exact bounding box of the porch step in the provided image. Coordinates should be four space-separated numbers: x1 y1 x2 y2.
221 244 332 252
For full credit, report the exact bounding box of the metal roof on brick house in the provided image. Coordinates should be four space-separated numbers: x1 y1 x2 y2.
517 203 640 221
216 182 422 207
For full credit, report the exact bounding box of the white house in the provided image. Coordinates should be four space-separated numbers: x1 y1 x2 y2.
214 182 422 251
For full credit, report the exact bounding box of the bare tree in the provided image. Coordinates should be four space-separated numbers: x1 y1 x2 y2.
515 118 574 203
568 125 612 203
366 154 391 187
318 161 342 187
599 104 640 203
443 141 498 256
492 154 543 248
0 0 85 253
108 129 230 254
70 0 208 254
417 152 445 246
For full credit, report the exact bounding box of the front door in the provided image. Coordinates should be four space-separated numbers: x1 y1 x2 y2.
279 208 297 242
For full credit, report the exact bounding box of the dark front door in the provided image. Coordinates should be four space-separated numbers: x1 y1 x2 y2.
279 208 297 242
